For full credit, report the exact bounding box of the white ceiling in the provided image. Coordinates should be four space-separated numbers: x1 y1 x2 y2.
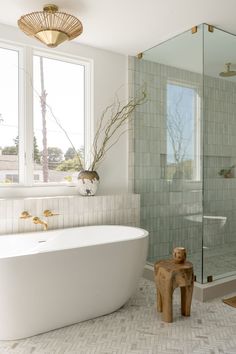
0 0 236 56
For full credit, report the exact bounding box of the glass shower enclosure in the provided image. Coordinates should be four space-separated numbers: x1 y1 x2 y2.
130 23 236 283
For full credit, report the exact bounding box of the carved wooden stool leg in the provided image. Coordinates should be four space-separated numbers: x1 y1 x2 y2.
162 285 174 323
180 284 193 316
157 289 163 312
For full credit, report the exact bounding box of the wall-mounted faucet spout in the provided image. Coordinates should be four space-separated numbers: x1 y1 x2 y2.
32 216 48 231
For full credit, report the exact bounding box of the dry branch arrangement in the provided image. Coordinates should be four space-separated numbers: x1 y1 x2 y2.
89 86 147 171
34 76 147 173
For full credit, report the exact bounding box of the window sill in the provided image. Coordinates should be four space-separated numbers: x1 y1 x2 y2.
0 184 80 199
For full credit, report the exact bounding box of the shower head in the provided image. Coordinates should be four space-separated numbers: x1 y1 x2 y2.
219 63 236 77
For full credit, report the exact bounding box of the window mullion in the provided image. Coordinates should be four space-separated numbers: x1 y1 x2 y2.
18 47 25 185
23 47 34 186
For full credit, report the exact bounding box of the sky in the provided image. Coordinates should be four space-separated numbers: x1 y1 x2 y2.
0 46 85 156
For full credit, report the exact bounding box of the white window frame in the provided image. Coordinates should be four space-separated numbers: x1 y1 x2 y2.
0 41 94 198
166 79 201 181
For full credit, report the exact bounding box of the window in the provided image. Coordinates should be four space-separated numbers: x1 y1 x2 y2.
0 43 91 192
164 81 201 180
33 54 85 184
0 46 19 185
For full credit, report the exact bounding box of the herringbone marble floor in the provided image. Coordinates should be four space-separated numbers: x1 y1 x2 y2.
1 278 236 354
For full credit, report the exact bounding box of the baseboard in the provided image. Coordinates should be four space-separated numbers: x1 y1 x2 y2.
143 264 236 302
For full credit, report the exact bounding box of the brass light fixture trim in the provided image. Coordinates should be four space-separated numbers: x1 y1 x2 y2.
43 4 58 13
18 4 83 48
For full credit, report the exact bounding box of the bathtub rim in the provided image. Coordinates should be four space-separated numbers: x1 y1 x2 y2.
0 225 149 260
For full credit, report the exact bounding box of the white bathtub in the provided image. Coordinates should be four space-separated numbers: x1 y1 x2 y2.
0 225 148 340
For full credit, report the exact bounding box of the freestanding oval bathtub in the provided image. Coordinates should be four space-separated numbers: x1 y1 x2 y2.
0 225 148 340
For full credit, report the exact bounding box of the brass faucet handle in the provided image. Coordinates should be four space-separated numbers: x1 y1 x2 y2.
20 211 32 219
43 209 59 217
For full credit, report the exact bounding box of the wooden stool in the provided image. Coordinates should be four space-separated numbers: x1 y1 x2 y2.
154 259 194 323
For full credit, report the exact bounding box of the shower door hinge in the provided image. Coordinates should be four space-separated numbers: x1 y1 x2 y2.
191 26 198 34
208 25 214 33
137 52 143 59
207 275 213 283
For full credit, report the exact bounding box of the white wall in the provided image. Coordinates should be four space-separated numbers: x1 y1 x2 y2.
0 23 128 197
0 194 140 235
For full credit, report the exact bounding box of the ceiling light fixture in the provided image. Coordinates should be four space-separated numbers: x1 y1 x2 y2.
18 4 83 48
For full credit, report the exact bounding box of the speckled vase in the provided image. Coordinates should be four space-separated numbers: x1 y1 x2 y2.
77 170 100 196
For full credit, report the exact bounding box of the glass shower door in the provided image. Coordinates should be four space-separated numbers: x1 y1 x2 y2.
131 25 204 282
203 24 236 282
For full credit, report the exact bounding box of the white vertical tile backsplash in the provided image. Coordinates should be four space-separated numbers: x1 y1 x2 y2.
0 194 140 235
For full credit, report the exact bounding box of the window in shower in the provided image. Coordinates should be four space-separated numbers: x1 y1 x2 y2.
165 81 201 180
0 45 19 184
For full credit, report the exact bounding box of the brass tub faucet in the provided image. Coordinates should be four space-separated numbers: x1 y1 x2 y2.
32 216 48 231
20 210 58 230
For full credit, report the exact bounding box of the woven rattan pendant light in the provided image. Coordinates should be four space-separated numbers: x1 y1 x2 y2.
18 4 83 48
